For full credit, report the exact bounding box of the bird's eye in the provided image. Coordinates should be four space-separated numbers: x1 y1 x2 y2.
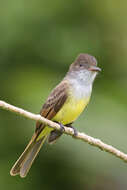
79 63 83 67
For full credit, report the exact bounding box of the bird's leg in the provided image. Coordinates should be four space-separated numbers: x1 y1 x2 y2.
58 122 65 132
57 122 78 137
48 122 65 144
65 123 78 137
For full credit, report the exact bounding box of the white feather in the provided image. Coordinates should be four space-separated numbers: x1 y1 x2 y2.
67 70 97 99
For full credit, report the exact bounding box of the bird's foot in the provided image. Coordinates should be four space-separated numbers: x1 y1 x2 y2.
65 123 78 138
71 126 78 138
56 122 65 133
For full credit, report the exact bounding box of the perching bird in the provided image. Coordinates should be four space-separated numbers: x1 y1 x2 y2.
10 53 101 177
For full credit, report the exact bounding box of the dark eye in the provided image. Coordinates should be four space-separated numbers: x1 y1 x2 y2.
79 63 83 67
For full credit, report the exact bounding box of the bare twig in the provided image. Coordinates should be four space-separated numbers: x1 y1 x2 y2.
0 100 127 163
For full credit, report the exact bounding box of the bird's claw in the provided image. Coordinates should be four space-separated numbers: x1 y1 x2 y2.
71 126 78 138
59 123 65 133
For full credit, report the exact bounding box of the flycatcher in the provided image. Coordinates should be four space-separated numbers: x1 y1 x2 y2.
10 53 101 178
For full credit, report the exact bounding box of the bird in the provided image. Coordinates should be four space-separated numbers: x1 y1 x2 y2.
10 53 101 177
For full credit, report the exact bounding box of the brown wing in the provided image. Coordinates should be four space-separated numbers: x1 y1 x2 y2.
35 80 69 134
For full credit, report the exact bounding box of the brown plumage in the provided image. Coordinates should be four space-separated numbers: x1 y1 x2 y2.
10 80 69 177
35 80 69 134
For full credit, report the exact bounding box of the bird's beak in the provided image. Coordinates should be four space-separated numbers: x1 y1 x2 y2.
88 65 101 72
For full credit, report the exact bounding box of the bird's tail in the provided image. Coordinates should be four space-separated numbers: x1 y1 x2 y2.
10 127 51 178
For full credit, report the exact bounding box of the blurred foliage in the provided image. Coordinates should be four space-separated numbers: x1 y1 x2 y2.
0 0 127 189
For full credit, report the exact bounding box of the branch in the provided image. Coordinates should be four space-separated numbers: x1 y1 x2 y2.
0 100 127 163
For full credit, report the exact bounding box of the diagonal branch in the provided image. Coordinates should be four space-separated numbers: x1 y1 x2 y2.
0 100 127 163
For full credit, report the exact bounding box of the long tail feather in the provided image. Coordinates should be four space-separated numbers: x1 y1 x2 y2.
10 133 48 178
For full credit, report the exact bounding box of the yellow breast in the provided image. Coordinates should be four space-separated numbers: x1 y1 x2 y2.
53 95 90 125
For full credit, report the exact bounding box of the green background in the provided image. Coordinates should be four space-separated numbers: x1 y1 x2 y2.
0 0 127 189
